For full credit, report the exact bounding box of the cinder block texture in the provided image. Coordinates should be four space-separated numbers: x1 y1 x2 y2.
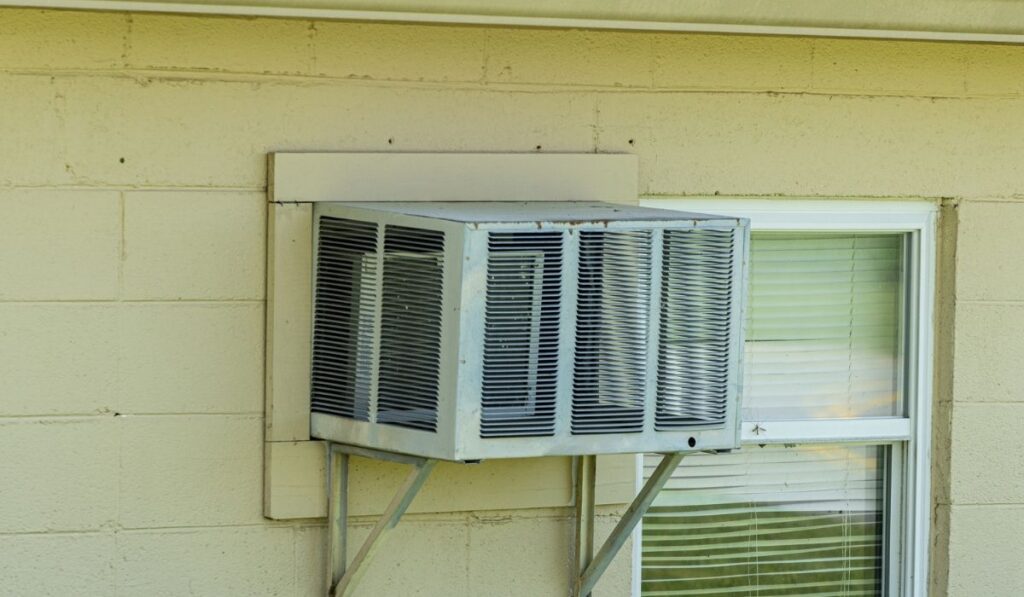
315 21 487 82
0 303 261 416
467 510 632 597
953 303 1024 403
119 415 264 528
810 38 966 96
0 418 118 533
949 403 1024 504
0 9 125 70
117 526 296 596
294 521 471 596
948 505 1024 597
0 75 67 187
298 521 470 595
347 519 471 596
963 44 1024 96
488 28 652 87
653 33 812 91
119 303 264 414
129 14 312 75
0 304 119 416
0 533 116 596
56 76 596 189
596 92 1024 198
294 509 632 597
122 191 265 300
0 190 120 300
957 200 1024 302
468 515 568 596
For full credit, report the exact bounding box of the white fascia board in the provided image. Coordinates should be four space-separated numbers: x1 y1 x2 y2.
6 0 1024 44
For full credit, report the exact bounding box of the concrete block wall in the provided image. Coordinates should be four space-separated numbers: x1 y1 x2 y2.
941 200 1024 596
1 7 1024 595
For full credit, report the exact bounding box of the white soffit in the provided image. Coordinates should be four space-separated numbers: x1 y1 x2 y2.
5 0 1024 44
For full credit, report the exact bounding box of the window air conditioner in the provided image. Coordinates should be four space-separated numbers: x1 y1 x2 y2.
309 201 748 460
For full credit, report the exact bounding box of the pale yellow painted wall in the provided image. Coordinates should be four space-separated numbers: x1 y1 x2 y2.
1 7 1023 596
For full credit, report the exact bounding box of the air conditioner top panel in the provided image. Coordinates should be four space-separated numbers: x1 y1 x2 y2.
339 201 741 226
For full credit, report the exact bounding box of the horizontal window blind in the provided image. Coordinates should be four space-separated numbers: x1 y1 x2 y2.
744 233 903 420
642 446 885 597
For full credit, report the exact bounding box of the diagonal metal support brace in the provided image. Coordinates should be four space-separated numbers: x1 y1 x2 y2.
325 443 437 597
572 452 685 597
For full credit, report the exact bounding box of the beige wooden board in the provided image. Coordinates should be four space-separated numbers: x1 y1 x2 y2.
269 152 638 204
265 152 639 519
265 442 634 519
264 440 326 519
265 202 313 442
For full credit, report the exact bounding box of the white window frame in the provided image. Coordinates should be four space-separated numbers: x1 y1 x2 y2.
632 198 936 597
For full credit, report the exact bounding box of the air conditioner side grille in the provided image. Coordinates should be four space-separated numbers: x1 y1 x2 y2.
376 225 445 432
310 217 379 420
656 228 736 429
480 232 564 438
572 230 652 435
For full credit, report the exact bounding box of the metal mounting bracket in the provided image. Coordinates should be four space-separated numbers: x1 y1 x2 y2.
325 443 437 597
571 452 685 597
323 446 680 596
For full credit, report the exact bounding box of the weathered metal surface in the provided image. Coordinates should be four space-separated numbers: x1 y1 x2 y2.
572 455 597 597
309 201 749 461
326 443 437 597
575 452 685 597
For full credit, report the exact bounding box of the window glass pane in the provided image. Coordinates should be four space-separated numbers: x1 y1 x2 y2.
744 233 903 420
641 445 886 596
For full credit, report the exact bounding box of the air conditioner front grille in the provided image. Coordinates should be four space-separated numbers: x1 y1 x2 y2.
572 230 652 435
310 217 379 420
309 201 748 459
480 232 564 438
656 228 736 429
376 225 445 432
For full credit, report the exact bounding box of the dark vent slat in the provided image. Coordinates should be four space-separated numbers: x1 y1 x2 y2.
657 228 736 429
572 230 652 435
310 217 379 421
480 231 564 438
376 225 445 432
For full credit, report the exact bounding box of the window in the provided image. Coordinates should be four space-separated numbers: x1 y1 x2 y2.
635 200 935 597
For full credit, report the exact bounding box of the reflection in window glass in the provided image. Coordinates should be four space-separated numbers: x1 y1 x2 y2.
743 233 903 420
642 445 885 596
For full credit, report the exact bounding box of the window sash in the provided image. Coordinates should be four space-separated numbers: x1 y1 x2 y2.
641 445 891 597
740 418 911 445
634 198 935 597
743 232 906 422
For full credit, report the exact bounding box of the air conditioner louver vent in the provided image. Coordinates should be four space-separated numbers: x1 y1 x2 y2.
480 232 564 438
572 230 653 435
308 201 748 460
376 225 446 432
310 217 379 420
656 228 736 429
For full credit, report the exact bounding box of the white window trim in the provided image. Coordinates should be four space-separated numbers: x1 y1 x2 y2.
632 198 936 597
